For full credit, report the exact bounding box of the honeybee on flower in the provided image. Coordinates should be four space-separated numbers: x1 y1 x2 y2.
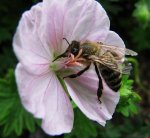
13 0 137 135
53 38 137 103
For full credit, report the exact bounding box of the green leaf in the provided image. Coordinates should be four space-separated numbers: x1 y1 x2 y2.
0 47 17 77
133 0 150 26
99 122 121 138
116 75 141 117
64 108 98 138
0 69 40 137
131 0 150 51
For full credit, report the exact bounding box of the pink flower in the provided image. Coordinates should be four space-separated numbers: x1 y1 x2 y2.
13 0 125 136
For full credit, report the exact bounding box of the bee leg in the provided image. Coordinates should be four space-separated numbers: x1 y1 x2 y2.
63 64 91 79
94 62 103 104
53 52 67 62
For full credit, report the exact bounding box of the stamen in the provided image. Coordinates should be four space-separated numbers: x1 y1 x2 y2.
70 54 75 60
75 49 83 59
64 49 86 67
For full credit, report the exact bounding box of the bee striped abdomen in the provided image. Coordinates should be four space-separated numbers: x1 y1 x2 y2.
100 65 122 92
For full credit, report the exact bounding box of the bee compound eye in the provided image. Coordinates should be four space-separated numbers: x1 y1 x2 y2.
71 47 79 55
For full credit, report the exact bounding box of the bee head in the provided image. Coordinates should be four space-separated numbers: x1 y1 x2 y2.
70 41 80 56
53 39 80 62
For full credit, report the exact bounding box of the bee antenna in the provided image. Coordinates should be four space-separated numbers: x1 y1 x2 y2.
63 38 70 45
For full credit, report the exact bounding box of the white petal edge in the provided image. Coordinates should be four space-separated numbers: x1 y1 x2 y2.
15 63 74 135
65 66 119 126
43 0 110 54
70 0 110 42
104 31 125 48
13 3 51 75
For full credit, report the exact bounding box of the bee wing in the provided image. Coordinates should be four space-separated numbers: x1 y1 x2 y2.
90 54 132 75
122 61 133 75
97 58 132 75
121 64 131 74
124 49 138 56
96 57 122 73
100 44 138 56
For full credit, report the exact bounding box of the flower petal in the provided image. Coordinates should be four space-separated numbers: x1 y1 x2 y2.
41 77 74 135
104 31 125 48
43 0 110 53
42 0 65 53
13 3 51 75
69 0 110 42
65 65 119 126
15 63 73 135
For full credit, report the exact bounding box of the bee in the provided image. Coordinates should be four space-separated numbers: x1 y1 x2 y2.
53 38 138 103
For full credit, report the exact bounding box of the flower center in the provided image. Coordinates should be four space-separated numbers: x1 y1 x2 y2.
50 60 65 72
50 50 86 76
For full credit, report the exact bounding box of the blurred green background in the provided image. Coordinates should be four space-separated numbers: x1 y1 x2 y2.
0 0 150 138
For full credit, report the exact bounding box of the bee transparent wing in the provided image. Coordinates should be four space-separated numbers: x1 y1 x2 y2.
122 61 133 75
89 53 132 74
125 49 138 56
97 58 133 75
89 54 122 73
99 43 138 56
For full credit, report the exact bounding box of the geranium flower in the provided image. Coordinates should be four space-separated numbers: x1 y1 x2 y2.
13 0 125 135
